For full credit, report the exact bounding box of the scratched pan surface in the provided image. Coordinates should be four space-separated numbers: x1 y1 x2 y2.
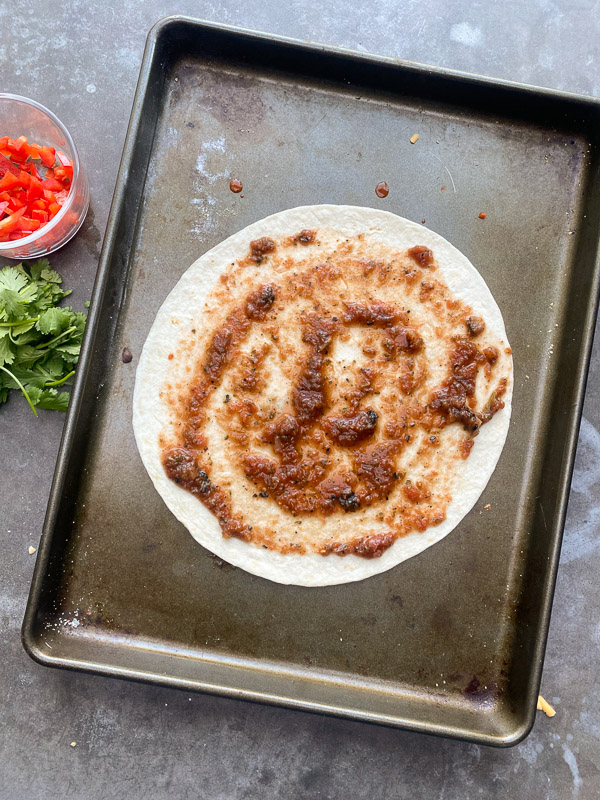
22 17 600 745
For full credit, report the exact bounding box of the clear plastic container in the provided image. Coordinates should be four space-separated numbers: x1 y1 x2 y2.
0 93 89 259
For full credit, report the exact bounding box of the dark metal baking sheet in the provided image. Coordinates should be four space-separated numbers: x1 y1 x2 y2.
22 16 600 746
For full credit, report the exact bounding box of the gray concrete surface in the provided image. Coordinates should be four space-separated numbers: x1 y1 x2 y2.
1 1 600 798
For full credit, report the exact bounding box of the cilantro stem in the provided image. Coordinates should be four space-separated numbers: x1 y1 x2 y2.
44 370 74 387
35 325 77 350
0 365 38 417
0 317 40 327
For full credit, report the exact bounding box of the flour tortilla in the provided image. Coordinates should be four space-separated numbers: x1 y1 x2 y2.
133 205 512 586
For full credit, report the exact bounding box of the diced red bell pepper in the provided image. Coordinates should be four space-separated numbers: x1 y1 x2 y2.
0 171 21 191
42 177 63 192
0 206 25 235
56 152 74 182
0 135 75 241
54 167 73 182
39 145 56 168
19 216 41 230
31 209 48 224
8 194 25 211
7 136 28 158
0 152 20 178
28 160 42 180
18 170 31 188
26 176 43 202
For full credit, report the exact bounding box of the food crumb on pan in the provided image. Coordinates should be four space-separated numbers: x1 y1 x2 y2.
28 545 36 555
478 212 487 219
484 504 491 511
410 133 420 144
122 347 133 363
70 741 77 748
537 695 556 717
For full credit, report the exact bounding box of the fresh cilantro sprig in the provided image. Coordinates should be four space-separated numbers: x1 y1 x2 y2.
0 259 87 415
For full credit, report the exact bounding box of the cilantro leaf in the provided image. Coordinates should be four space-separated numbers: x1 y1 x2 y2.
37 307 72 335
0 260 87 414
28 259 51 281
0 267 29 293
35 388 70 411
40 267 62 285
11 328 41 346
15 344 43 367
55 343 81 356
54 344 81 363
69 311 87 333
11 320 36 337
0 336 15 366
24 385 43 406
0 288 26 318
19 282 39 304
0 365 47 390
43 354 67 377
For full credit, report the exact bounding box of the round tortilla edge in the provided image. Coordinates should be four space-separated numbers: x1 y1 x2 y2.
132 204 513 586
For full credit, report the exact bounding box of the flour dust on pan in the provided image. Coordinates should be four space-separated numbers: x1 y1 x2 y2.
133 205 513 586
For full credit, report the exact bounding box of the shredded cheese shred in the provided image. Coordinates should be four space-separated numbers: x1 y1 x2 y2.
537 695 556 717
